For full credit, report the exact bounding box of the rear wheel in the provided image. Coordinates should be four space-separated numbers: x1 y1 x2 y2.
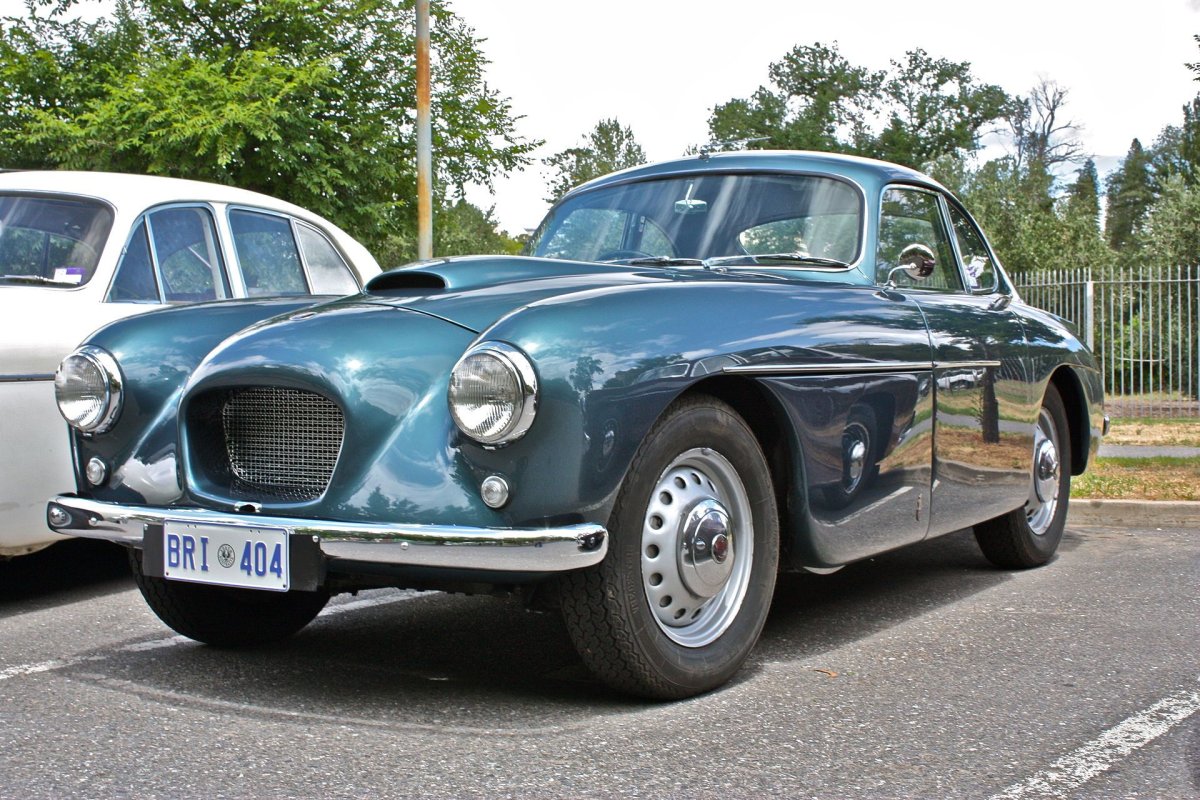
560 395 779 699
974 385 1071 568
130 549 329 646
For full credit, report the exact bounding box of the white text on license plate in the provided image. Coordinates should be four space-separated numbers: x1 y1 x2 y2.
163 522 290 591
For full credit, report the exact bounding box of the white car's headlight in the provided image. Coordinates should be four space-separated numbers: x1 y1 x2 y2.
55 346 123 433
448 342 538 446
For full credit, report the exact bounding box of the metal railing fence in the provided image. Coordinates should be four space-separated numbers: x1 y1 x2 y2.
1012 265 1200 418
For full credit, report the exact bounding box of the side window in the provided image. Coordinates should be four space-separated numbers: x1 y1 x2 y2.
229 209 308 296
947 204 997 292
295 223 359 294
107 222 160 303
876 188 961 292
147 207 230 302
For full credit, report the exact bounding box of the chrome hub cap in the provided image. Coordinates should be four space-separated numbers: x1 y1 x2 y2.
641 448 754 648
678 499 734 599
1025 408 1061 535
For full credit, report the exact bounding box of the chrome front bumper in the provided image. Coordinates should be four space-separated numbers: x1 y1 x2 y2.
47 495 608 574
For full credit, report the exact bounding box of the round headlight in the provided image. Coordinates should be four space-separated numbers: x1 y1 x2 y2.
448 342 538 446
55 346 123 433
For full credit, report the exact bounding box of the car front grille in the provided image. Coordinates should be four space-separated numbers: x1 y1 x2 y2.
193 386 345 502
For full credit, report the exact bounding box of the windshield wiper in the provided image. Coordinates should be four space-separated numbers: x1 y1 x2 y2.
620 256 707 267
0 274 77 286
706 253 850 269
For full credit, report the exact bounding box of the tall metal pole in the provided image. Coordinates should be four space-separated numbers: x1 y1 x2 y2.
416 0 433 260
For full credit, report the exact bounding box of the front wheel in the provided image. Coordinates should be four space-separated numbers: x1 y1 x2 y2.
973 384 1071 568
560 395 779 699
130 550 329 646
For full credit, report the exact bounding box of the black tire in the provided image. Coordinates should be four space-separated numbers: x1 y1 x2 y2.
560 395 779 699
822 403 879 509
974 384 1071 569
130 549 329 646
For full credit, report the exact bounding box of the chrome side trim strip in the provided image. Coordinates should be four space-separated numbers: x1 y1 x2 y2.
723 361 934 376
723 359 1002 377
0 373 54 383
934 360 1002 369
47 495 607 573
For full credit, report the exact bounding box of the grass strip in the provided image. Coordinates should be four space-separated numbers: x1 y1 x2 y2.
1072 456 1200 501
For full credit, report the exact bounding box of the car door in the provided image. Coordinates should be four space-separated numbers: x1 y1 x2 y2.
876 186 1032 536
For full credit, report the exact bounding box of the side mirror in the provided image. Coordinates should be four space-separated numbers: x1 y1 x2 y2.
886 243 936 287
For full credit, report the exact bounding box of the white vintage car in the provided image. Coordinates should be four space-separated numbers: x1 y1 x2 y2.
0 171 381 556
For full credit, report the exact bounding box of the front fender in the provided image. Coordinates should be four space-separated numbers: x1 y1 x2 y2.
73 298 330 504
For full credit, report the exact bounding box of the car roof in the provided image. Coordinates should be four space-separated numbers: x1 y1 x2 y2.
565 150 949 198
0 170 327 222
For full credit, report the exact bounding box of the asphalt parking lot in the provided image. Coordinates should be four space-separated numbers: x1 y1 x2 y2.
1 525 1197 799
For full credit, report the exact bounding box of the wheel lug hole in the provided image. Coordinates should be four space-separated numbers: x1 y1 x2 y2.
649 514 664 530
658 595 672 608
659 491 673 505
674 476 686 489
646 544 659 558
649 573 663 586
673 608 687 620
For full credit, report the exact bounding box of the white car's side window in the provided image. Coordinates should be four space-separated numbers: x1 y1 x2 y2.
295 223 359 294
108 222 161 303
111 207 231 304
229 209 308 296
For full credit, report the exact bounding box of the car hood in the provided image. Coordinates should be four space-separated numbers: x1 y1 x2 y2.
363 255 736 333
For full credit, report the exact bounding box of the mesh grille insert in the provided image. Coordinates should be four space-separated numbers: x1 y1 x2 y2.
220 387 345 501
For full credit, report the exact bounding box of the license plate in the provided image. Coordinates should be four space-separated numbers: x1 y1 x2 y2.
162 521 290 591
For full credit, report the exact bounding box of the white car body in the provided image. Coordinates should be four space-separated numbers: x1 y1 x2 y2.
0 171 381 556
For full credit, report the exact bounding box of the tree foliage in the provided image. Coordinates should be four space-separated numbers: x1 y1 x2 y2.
707 42 1008 170
543 118 646 202
1104 139 1155 251
0 0 538 259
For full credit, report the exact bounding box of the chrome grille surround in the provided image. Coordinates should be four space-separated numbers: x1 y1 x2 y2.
219 387 345 502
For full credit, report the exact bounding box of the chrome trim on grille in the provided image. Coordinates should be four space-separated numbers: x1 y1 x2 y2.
47 495 608 573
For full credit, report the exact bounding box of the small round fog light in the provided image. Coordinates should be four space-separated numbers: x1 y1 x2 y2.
480 475 510 509
85 457 109 486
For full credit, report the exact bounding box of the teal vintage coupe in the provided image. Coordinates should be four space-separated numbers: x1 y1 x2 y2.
47 151 1104 699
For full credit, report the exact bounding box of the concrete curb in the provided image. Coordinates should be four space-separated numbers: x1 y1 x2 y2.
1068 499 1200 528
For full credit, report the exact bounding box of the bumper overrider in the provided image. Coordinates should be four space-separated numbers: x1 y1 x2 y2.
47 495 608 584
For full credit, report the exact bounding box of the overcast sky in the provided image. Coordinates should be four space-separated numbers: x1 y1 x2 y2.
450 0 1200 232
4 0 1198 234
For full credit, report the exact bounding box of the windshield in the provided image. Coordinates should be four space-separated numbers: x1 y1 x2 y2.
0 193 115 287
528 173 862 267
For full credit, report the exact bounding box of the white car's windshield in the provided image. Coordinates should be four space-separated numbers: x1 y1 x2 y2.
0 193 114 287
528 173 863 268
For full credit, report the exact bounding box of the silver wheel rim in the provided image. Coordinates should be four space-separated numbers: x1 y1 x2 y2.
640 447 754 648
1025 408 1061 535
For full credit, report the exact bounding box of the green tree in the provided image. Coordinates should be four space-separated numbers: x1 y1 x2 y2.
0 0 539 260
1104 139 1155 250
1066 158 1101 228
1135 173 1200 269
707 41 1008 169
543 118 646 202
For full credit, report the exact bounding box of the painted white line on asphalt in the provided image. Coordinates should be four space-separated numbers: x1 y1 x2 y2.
0 590 427 682
989 680 1200 800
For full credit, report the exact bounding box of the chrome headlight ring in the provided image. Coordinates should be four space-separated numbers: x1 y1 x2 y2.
448 341 539 446
55 345 124 434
